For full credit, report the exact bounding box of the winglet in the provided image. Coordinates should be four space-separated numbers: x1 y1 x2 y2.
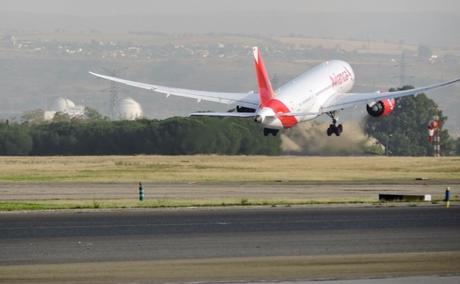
253 47 275 107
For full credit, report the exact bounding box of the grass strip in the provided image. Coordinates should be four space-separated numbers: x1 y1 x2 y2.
0 198 455 211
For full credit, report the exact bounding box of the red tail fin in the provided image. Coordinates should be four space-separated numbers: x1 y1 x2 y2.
253 47 275 107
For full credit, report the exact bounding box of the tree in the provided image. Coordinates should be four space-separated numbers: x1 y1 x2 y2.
84 107 107 121
52 112 71 123
21 109 46 124
0 123 33 155
456 137 460 155
364 86 454 156
0 117 282 156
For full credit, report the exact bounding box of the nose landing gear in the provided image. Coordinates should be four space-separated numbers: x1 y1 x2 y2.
326 112 343 136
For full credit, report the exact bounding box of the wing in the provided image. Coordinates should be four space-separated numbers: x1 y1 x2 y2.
89 72 259 109
321 77 460 113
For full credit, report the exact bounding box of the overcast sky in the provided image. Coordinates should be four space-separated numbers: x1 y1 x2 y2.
2 0 460 15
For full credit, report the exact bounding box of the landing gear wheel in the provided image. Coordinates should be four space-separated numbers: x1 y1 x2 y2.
263 128 279 136
326 111 344 137
334 124 343 136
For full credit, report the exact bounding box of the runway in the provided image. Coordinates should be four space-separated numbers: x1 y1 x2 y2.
0 181 455 201
1 207 459 264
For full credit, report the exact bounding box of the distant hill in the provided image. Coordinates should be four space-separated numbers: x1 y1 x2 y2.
1 11 459 46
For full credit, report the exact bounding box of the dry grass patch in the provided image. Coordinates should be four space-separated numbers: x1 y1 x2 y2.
0 156 458 183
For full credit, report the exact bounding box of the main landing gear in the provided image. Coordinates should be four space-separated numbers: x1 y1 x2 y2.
326 111 343 136
264 128 279 136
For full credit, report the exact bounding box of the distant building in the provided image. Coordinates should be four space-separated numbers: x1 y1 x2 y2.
51 97 75 112
116 98 143 120
44 97 85 120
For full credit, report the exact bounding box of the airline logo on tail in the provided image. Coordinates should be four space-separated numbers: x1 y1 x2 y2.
252 47 298 128
253 47 275 107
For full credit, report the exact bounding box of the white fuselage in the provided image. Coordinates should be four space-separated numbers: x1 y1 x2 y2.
259 60 355 129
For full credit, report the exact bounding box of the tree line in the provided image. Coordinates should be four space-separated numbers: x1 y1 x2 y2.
1 90 459 156
0 117 281 156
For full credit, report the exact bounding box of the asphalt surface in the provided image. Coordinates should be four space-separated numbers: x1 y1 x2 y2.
0 206 459 265
1 182 456 200
267 276 460 284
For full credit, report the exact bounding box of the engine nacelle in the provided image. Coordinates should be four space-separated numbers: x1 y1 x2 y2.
366 98 396 117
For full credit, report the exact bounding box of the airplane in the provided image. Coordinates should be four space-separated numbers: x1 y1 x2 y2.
90 47 460 137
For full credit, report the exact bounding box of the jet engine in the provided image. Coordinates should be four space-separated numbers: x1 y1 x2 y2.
366 98 396 117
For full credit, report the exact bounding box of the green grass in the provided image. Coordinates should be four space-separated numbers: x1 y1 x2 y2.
2 197 455 212
0 198 377 211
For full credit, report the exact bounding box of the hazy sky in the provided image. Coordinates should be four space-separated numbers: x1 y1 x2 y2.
2 0 460 15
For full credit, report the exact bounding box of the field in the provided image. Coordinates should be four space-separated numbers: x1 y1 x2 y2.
0 156 458 211
1 157 459 283
0 156 459 183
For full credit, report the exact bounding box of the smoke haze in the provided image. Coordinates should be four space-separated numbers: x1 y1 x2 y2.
1 1 459 45
281 121 380 155
3 0 459 15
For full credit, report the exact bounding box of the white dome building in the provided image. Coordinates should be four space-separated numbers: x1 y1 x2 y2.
116 98 143 120
50 98 76 112
43 97 85 120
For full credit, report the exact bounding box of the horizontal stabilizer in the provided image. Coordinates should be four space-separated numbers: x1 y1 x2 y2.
278 112 320 117
190 112 256 117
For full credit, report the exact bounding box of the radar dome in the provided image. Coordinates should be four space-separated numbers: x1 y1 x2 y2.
51 97 76 112
116 98 143 120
